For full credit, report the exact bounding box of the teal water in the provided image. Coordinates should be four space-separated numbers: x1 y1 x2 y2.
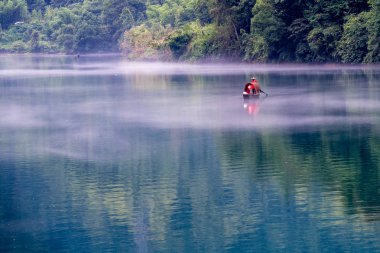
0 55 380 252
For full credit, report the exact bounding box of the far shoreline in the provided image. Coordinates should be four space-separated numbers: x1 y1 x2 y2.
1 53 380 68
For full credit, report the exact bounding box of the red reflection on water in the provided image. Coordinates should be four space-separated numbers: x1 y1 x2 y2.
243 99 260 116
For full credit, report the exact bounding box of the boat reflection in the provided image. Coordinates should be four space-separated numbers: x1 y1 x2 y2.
243 98 261 116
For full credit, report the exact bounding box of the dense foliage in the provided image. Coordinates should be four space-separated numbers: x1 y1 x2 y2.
0 0 379 62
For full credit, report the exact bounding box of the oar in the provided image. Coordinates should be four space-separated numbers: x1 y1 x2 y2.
260 89 269 96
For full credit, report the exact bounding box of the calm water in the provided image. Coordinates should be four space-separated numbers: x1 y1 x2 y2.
0 55 380 253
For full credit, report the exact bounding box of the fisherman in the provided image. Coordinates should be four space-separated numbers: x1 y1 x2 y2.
243 76 268 97
250 77 260 95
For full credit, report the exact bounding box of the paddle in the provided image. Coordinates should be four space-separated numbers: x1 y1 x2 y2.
260 89 269 96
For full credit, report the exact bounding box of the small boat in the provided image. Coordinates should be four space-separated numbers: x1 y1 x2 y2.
243 82 261 99
243 92 260 99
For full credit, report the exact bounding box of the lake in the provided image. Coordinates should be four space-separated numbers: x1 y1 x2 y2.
0 55 379 252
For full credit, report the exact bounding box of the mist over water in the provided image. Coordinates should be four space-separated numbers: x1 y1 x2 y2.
1 55 379 132
1 55 380 252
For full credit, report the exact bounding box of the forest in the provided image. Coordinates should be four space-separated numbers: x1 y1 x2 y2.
0 0 379 63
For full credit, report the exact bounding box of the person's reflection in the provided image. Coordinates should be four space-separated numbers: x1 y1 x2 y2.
243 99 261 116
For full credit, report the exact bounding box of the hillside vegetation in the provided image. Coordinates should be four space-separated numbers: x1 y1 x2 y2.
0 0 379 63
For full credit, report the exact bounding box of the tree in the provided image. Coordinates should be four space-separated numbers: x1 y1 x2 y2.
302 0 349 62
307 25 341 62
288 18 312 61
365 0 380 62
25 0 46 11
29 29 40 51
102 0 146 44
0 0 29 29
74 9 105 52
50 0 83 7
168 30 192 59
0 0 376 61
247 0 286 61
338 13 368 63
57 24 75 52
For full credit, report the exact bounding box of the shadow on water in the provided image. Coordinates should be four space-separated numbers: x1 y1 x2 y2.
0 55 380 252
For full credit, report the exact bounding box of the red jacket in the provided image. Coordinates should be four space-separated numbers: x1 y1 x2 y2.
251 80 260 94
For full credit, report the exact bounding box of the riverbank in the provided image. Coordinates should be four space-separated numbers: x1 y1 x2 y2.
2 52 380 67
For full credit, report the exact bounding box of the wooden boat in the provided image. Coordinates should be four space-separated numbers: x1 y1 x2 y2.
243 82 261 99
243 92 260 99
